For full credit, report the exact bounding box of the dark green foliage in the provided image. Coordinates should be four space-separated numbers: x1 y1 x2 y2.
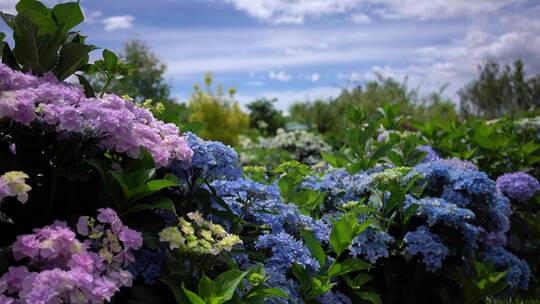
459 60 540 118
0 0 95 80
246 98 285 136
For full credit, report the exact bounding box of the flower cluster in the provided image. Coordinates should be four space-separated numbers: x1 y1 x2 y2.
255 232 320 273
159 211 242 256
404 226 449 272
496 172 540 202
0 209 142 303
171 132 242 182
349 228 395 263
241 129 332 165
0 171 31 204
483 246 531 290
416 145 442 163
0 64 192 166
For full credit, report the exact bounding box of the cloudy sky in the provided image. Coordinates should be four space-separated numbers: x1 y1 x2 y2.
1 0 540 110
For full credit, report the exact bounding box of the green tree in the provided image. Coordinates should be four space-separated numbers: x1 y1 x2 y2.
246 98 285 135
90 39 172 103
188 73 249 145
459 59 540 118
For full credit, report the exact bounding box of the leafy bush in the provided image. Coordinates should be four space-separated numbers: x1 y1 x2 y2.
0 1 539 304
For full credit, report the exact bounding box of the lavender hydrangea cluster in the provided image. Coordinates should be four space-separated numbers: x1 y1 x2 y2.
496 172 540 202
0 64 192 166
171 132 242 182
404 226 449 272
0 208 142 303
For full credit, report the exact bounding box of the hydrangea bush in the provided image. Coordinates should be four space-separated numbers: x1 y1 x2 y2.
0 1 539 303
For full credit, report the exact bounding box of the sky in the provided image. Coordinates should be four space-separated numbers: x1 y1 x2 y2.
1 0 540 110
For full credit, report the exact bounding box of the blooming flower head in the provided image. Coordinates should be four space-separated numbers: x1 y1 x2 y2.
483 246 531 290
171 132 242 182
0 171 31 204
159 211 242 255
2 209 142 303
496 172 540 202
0 64 193 167
404 226 449 272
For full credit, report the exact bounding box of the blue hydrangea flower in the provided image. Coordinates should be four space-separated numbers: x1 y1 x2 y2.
128 247 165 284
349 228 394 263
483 246 531 290
255 232 320 273
298 214 332 243
404 226 449 272
211 178 300 233
441 186 471 207
318 290 352 304
496 172 540 201
302 169 371 208
171 132 242 182
263 268 304 304
405 197 475 228
417 145 442 163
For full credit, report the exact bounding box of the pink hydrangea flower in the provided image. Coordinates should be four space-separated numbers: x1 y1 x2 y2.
0 64 193 167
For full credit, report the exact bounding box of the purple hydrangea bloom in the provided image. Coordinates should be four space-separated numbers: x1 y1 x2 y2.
0 64 193 166
404 226 449 272
496 172 540 201
2 209 142 303
483 246 531 290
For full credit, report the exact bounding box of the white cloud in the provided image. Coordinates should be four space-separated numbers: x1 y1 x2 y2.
102 15 135 31
236 86 342 110
244 81 264 86
0 0 18 13
220 0 523 24
310 72 320 82
351 13 371 24
83 9 103 24
269 70 292 82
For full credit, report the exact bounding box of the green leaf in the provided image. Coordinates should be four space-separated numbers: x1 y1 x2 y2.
300 230 326 267
198 274 213 300
358 291 382 304
12 14 42 72
329 217 354 256
246 287 288 300
182 285 207 304
52 2 84 34
102 48 118 72
16 0 48 14
158 277 190 304
327 258 370 278
372 143 393 160
54 42 96 80
76 74 95 98
291 263 311 292
122 196 177 216
209 270 248 304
